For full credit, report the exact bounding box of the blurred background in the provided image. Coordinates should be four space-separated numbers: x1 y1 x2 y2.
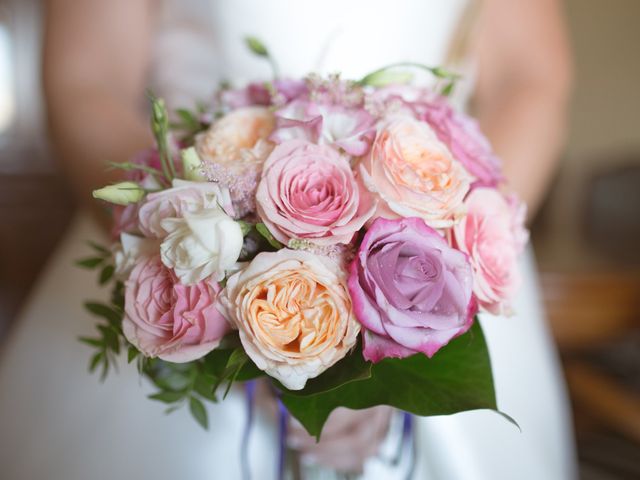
0 0 638 478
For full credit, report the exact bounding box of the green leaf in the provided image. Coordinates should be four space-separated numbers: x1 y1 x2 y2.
164 405 181 415
245 36 269 56
84 302 122 326
174 108 201 132
127 346 139 363
76 257 103 269
189 396 209 430
89 352 103 373
86 241 110 256
235 360 265 382
255 223 284 249
237 220 253 237
280 342 372 397
98 325 120 354
99 265 115 285
148 391 185 404
441 80 456 97
78 336 102 348
193 373 218 402
147 91 176 180
281 320 500 439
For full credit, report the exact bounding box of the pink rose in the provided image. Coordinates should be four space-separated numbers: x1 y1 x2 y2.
348 217 475 362
421 99 503 188
122 255 229 362
138 179 235 238
220 79 307 108
256 140 376 246
360 117 471 228
270 99 376 156
451 188 528 315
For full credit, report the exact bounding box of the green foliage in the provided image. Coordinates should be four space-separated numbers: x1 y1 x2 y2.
189 396 209 429
78 297 125 381
255 223 284 249
170 107 209 143
75 241 111 270
147 91 177 181
141 332 264 430
280 320 501 439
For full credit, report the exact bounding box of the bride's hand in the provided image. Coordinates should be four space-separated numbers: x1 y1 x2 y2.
286 406 393 473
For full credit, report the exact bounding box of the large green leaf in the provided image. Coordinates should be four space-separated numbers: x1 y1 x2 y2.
278 342 372 397
281 320 501 439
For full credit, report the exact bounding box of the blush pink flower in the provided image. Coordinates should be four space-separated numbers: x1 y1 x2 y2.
452 188 528 315
270 99 376 156
256 140 376 246
360 117 472 228
122 255 229 362
348 217 475 362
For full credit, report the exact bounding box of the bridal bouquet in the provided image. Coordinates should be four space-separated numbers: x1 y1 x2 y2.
79 38 526 440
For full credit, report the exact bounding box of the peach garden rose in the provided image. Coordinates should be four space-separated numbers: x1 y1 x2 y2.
360 117 472 229
221 248 360 390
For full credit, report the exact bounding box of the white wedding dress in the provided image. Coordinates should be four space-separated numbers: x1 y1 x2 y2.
0 1 577 479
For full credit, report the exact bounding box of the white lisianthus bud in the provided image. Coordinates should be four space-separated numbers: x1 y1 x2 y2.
181 147 206 181
160 208 243 285
93 181 145 206
112 233 160 281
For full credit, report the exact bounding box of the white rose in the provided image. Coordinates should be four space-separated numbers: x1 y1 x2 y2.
159 208 243 284
112 233 160 280
138 179 235 238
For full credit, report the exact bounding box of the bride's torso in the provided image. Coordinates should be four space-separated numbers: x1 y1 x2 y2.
150 0 474 109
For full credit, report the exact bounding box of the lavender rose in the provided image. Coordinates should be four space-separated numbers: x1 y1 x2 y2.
348 217 475 362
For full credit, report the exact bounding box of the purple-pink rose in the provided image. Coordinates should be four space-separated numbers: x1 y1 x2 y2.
421 98 503 188
256 140 376 246
348 217 475 362
122 255 230 362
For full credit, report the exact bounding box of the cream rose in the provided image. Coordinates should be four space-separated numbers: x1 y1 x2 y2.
221 249 359 390
360 117 472 228
160 208 243 285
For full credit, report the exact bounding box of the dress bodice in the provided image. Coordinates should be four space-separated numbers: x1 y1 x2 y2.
150 0 473 109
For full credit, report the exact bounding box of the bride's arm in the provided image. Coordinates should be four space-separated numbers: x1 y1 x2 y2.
475 0 573 218
43 0 154 215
